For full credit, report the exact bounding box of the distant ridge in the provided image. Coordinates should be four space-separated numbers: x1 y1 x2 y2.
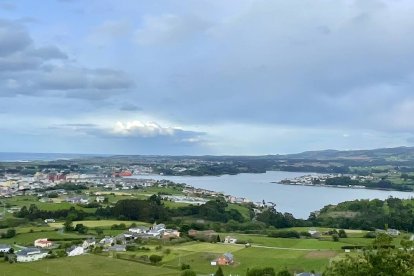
284 146 414 161
0 152 106 162
1 146 414 162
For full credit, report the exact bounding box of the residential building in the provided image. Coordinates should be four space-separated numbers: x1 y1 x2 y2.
99 236 114 247
34 238 53 248
212 252 234 266
67 246 84 257
96 196 105 203
82 238 96 249
129 226 149 233
0 244 11 253
224 236 237 244
16 247 48 262
387 229 401 236
163 229 180 239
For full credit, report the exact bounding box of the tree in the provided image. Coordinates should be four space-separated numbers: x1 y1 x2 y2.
181 270 196 276
277 269 291 276
373 233 392 248
324 248 414 276
75 223 88 234
247 267 276 276
63 219 74 232
214 266 224 276
338 229 347 238
181 263 191 270
95 227 104 235
149 254 163 264
4 229 16 238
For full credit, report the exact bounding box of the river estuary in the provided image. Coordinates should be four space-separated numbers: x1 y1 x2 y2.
131 171 413 219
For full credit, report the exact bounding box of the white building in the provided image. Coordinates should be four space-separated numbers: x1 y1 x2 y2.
67 246 84 257
387 229 401 236
82 238 96 249
224 236 237 244
16 248 48 262
129 226 149 233
96 196 105 203
0 244 11 253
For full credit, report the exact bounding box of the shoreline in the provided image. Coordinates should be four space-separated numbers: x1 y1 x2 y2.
272 181 413 193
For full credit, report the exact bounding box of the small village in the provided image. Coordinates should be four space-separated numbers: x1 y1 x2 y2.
279 174 375 189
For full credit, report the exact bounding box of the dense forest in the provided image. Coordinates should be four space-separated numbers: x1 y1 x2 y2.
313 197 414 231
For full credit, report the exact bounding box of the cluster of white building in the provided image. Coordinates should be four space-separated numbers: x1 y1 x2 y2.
9 237 97 262
161 195 209 205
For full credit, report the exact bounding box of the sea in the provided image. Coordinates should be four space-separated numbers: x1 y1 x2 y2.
0 152 100 162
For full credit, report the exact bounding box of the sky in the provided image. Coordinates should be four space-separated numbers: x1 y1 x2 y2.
1 0 414 155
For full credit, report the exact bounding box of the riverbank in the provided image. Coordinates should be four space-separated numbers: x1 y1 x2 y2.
128 171 414 219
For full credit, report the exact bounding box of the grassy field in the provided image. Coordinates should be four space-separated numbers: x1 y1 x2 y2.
221 233 350 250
3 195 97 213
48 220 149 229
0 229 89 246
0 254 179 276
0 222 394 275
161 241 334 275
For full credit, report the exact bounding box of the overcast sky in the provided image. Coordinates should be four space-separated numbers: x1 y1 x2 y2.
1 0 414 155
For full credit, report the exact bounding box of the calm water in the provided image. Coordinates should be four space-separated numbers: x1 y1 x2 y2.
132 171 414 219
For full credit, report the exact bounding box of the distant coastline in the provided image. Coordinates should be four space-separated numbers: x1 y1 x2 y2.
0 152 107 162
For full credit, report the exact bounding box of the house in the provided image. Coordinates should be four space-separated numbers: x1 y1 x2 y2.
115 234 127 244
66 246 84 257
66 197 89 204
107 245 126 252
82 238 96 249
224 236 237 244
213 252 234 266
148 223 166 237
0 244 12 253
16 247 48 262
96 196 105 203
34 238 53 248
163 229 180 239
129 226 149 233
387 229 400 236
44 218 56 223
99 236 114 246
308 229 321 238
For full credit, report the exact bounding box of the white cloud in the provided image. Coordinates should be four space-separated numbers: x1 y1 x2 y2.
112 120 176 137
